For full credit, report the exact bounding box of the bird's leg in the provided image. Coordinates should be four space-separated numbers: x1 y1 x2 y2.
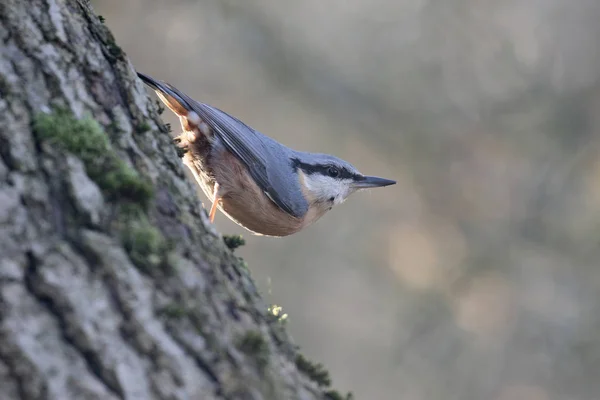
209 182 221 223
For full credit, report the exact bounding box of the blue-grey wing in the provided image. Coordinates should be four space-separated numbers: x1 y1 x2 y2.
185 101 308 219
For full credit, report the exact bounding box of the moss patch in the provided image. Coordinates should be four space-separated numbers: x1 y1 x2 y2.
33 109 153 206
324 390 354 400
33 109 169 273
295 353 352 398
237 330 269 367
158 303 187 319
136 121 151 134
237 330 267 354
295 354 331 387
107 40 124 60
223 234 246 250
120 207 173 272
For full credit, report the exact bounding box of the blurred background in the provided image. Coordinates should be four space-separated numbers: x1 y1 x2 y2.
92 1 600 399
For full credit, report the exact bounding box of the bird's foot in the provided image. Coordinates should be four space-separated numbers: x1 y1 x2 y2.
173 134 189 157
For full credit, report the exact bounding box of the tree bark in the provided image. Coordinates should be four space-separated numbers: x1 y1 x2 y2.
0 1 340 399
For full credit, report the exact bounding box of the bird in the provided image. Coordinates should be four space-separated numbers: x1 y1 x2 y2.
138 71 396 237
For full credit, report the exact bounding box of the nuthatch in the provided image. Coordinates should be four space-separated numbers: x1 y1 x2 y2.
138 72 396 237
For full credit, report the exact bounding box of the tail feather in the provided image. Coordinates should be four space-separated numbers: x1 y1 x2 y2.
137 71 191 116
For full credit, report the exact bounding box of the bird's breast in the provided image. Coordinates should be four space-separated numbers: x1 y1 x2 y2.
213 150 306 236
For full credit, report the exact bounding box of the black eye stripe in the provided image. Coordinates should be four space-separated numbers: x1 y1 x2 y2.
291 158 359 180
336 168 355 180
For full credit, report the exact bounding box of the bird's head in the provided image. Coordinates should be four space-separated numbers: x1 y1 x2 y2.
292 153 396 210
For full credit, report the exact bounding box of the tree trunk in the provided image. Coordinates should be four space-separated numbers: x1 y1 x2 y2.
0 1 342 399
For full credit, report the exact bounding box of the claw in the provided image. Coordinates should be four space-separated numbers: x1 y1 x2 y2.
173 135 188 157
176 146 188 158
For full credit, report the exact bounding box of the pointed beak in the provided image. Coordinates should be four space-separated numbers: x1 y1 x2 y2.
352 175 396 189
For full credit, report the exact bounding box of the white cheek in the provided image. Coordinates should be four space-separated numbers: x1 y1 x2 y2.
302 175 317 193
304 175 353 205
335 187 352 204
304 176 327 196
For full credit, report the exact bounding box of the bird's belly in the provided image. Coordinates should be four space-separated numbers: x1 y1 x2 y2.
181 144 305 236
218 194 302 237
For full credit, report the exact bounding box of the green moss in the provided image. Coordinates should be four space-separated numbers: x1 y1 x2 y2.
33 109 153 206
103 165 153 204
121 213 171 271
295 353 351 397
237 330 269 367
107 41 124 59
158 303 187 319
136 121 151 133
223 234 246 250
237 330 267 354
324 391 354 400
98 15 106 23
295 354 331 387
34 109 109 155
117 204 174 272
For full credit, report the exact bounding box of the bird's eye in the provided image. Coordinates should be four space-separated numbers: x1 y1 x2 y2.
327 167 340 177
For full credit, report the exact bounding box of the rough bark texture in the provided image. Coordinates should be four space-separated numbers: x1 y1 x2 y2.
0 1 339 399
